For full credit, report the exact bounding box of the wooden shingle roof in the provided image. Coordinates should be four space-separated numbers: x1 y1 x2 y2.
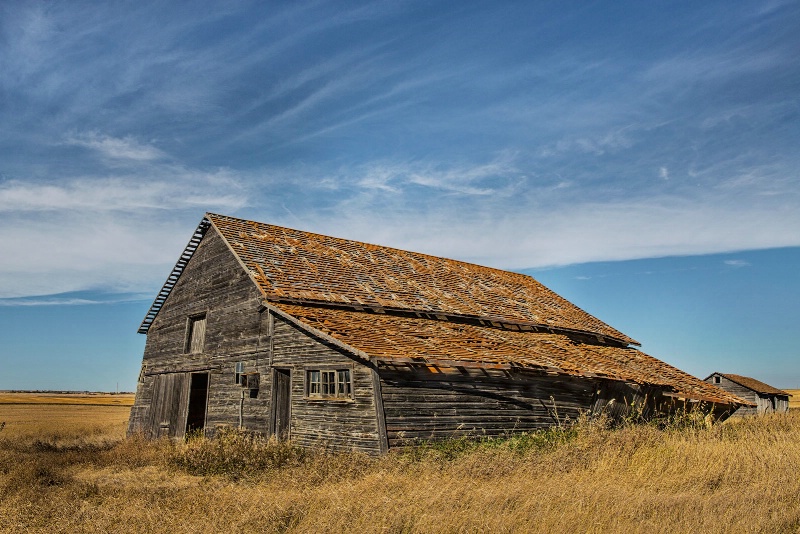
272 303 746 406
206 213 638 345
140 213 747 406
709 373 790 397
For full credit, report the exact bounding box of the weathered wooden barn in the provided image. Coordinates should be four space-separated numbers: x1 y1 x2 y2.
704 373 790 416
128 213 747 453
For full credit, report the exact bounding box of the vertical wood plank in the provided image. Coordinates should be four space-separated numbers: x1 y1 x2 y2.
372 365 389 453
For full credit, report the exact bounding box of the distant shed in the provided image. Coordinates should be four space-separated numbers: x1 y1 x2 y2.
704 373 790 416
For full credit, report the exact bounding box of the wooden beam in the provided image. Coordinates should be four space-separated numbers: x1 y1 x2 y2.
371 366 389 453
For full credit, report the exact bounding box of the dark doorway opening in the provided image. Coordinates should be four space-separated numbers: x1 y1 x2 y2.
271 368 291 440
185 372 209 434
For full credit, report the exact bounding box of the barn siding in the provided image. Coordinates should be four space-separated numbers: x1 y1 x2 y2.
715 376 758 417
702 375 790 416
128 227 271 438
128 227 381 450
379 365 588 446
271 317 381 454
377 365 681 447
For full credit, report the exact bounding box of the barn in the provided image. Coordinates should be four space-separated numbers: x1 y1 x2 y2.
128 213 746 453
704 373 790 416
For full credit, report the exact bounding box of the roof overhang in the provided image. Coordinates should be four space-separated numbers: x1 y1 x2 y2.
138 217 211 334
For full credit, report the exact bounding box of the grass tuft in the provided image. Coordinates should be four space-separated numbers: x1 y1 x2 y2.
169 427 308 479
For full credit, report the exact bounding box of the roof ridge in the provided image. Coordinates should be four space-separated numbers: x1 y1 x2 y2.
205 212 544 282
706 372 791 396
139 213 639 345
206 212 637 345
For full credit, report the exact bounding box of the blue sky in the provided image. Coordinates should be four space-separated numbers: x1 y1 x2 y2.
1 1 798 391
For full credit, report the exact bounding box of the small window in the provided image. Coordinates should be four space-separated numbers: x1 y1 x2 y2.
337 369 351 396
306 368 352 399
308 370 321 395
185 315 207 354
235 362 245 385
713 376 721 384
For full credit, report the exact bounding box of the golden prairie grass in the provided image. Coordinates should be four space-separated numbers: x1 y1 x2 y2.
0 392 135 406
0 403 131 444
785 389 800 410
1 402 800 533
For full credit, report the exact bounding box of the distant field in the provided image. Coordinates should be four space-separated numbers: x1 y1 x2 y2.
0 402 131 442
0 393 133 441
786 389 800 409
0 392 135 406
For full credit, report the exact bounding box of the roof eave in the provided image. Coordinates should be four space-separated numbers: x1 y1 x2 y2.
137 216 212 334
263 295 638 347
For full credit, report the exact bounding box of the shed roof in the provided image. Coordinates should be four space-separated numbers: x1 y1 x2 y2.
707 373 791 397
205 213 637 345
272 303 747 406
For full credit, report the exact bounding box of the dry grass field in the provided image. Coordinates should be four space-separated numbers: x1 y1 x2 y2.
0 392 135 406
2 394 800 533
786 389 800 410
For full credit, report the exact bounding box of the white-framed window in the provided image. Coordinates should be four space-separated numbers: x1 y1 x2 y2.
306 368 352 399
185 314 207 354
713 375 721 384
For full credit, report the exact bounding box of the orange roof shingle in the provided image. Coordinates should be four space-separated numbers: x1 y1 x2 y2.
274 304 746 406
711 373 790 396
207 213 637 345
140 213 748 406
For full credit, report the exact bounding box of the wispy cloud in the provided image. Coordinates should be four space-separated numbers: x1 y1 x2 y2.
0 292 151 307
352 154 523 197
1 0 798 302
0 297 100 307
538 126 636 158
64 132 165 161
641 50 787 88
724 260 751 268
291 177 800 271
0 172 247 213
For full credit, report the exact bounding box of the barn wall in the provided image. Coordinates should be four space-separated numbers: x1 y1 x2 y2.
128 227 272 438
377 364 605 446
755 393 790 414
271 317 381 454
128 226 382 451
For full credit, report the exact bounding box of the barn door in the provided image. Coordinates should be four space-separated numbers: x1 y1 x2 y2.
185 372 209 435
148 373 190 439
270 368 291 440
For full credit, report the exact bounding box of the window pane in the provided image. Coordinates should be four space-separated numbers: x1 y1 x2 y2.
322 371 335 395
337 369 351 396
235 361 244 385
308 370 320 394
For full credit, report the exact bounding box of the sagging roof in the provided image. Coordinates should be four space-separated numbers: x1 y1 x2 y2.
707 373 791 397
272 303 747 406
205 212 637 345
139 213 747 406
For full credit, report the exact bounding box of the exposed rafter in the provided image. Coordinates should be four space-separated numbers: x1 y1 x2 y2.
137 218 211 334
